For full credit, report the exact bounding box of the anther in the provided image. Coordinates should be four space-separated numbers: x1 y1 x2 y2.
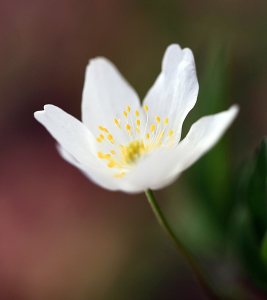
135 110 139 117
164 118 169 125
114 118 120 128
150 124 155 133
159 131 164 137
96 137 102 143
125 124 131 130
99 134 104 139
156 116 160 123
97 152 104 159
126 106 131 112
136 119 140 126
158 142 162 148
114 172 126 178
110 150 116 155
107 160 115 168
168 130 173 136
123 111 127 117
146 133 150 139
144 105 148 112
136 127 140 133
98 126 108 132
103 154 111 159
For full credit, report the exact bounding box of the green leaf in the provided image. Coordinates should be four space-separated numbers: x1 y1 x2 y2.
232 138 267 290
261 231 267 266
247 139 267 240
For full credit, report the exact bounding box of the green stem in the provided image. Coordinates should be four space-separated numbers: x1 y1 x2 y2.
145 189 229 300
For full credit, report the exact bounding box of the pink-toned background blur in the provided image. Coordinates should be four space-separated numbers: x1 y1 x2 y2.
1 1 267 299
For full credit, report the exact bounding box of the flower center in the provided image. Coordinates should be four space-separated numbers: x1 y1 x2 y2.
95 105 175 178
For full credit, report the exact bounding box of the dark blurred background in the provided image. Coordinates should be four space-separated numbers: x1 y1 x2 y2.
1 0 267 299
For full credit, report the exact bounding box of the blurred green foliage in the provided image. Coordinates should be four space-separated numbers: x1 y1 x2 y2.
233 139 267 290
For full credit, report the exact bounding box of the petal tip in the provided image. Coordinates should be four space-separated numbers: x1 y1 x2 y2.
34 109 44 120
228 104 240 121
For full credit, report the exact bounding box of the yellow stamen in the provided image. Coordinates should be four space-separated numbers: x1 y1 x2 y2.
98 126 108 132
97 106 175 174
114 118 120 128
114 172 126 178
107 160 115 168
107 134 113 141
98 151 104 159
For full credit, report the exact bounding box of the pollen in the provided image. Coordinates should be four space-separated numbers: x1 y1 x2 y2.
98 126 108 132
98 151 104 158
114 172 126 178
107 134 113 140
150 124 155 133
124 140 145 164
114 118 120 128
107 161 115 168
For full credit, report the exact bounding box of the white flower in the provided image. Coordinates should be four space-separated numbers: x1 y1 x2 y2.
34 44 239 193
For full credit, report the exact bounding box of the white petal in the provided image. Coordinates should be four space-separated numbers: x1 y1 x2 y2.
143 44 199 142
82 57 143 143
57 145 145 193
128 105 239 190
34 105 102 168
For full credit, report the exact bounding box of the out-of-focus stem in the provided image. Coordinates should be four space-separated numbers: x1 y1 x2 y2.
145 189 234 300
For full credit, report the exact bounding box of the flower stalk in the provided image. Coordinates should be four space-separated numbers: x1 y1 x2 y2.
145 189 233 300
